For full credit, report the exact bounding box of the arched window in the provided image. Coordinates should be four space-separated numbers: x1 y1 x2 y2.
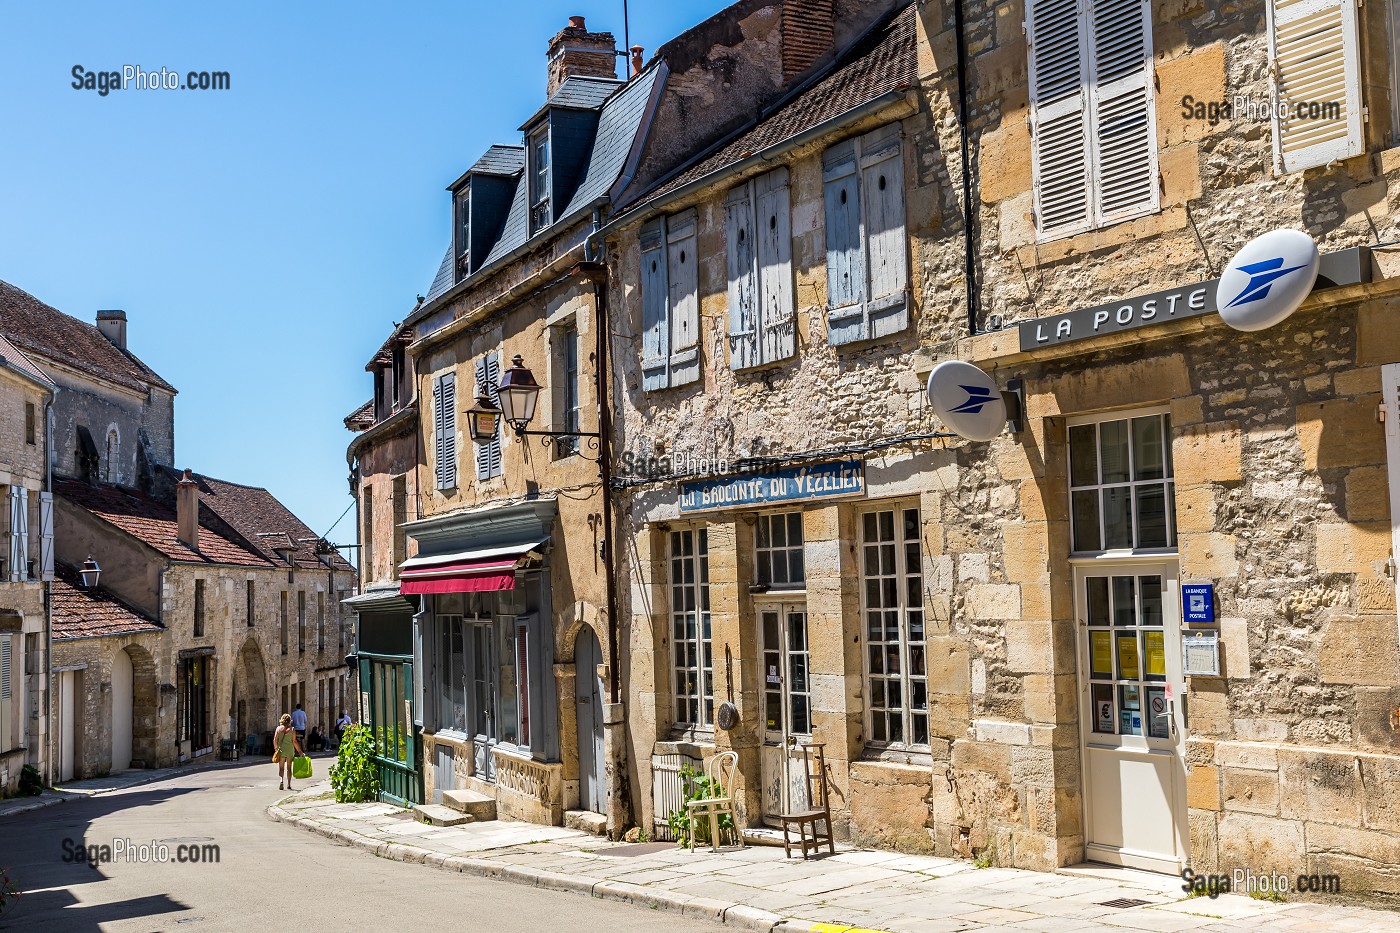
105 427 120 484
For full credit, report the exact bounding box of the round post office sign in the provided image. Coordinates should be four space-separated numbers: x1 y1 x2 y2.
927 360 1006 442
1216 229 1320 332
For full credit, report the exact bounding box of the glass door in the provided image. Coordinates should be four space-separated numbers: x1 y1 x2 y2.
469 620 497 782
758 602 810 824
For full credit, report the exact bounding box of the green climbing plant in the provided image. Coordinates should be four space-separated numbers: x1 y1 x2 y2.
329 724 381 803
665 763 733 848
18 765 43 797
0 866 19 917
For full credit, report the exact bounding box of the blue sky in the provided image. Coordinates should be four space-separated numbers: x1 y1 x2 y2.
0 0 729 547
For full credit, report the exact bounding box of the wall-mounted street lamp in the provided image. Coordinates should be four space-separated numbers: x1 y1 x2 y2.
79 556 102 589
466 354 599 457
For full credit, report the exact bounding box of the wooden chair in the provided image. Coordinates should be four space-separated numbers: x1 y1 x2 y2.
780 743 834 859
685 750 744 853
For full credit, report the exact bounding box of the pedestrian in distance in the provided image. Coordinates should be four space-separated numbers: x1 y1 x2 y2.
335 709 351 746
291 702 308 750
274 713 304 790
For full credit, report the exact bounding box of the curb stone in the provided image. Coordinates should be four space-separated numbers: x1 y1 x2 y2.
265 802 792 931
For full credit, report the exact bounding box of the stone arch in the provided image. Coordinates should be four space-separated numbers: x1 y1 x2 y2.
232 638 269 746
104 423 121 484
122 643 159 768
555 600 608 665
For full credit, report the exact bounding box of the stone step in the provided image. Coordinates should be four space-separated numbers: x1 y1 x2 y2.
412 803 473 827
564 809 607 836
442 788 498 821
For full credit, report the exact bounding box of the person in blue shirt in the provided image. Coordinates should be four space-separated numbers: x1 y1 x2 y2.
290 703 308 751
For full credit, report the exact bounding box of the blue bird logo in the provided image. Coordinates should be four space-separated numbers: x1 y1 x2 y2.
1224 257 1307 309
949 385 994 414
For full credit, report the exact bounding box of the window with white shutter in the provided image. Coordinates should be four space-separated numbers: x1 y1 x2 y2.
1028 0 1157 238
638 209 701 391
9 487 27 582
1268 0 1363 172
39 491 53 582
726 167 795 369
475 353 503 481
433 372 458 490
823 123 910 347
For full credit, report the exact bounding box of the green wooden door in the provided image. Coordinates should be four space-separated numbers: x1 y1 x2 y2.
359 654 422 806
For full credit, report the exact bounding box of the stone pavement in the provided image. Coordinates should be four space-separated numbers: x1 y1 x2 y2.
268 782 1400 933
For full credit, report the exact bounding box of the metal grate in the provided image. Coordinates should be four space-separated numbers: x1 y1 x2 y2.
1098 898 1150 909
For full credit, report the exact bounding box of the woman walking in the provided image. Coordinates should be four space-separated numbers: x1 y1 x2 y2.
274 712 303 790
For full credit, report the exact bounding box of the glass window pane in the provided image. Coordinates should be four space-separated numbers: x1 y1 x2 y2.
756 519 769 549
1116 633 1141 679
1118 684 1143 735
1139 577 1163 626
1072 491 1101 552
1092 683 1115 733
790 550 805 584
1086 577 1110 625
1163 414 1174 478
871 714 886 742
792 696 810 734
757 552 772 586
1100 420 1130 484
1167 483 1177 548
1132 416 1165 480
1145 686 1169 738
912 713 929 747
1135 484 1168 548
1112 576 1136 627
1102 486 1133 549
1069 424 1098 486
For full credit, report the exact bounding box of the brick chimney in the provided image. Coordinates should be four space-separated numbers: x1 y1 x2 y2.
782 0 835 82
547 15 617 95
96 309 127 350
176 468 199 550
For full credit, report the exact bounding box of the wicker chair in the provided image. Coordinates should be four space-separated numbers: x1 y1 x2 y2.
685 750 744 853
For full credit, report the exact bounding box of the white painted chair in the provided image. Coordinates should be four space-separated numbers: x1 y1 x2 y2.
685 750 743 853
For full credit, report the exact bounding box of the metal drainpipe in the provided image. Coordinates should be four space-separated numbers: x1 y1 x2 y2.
42 391 55 785
951 0 981 336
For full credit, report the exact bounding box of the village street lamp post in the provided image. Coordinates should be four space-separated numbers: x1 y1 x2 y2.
465 354 600 453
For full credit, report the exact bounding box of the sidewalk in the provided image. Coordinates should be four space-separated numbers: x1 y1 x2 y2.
0 753 265 819
269 782 1400 932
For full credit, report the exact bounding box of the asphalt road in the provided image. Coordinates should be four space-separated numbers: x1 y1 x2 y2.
0 758 726 933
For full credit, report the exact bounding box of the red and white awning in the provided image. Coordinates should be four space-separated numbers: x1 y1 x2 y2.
397 540 546 596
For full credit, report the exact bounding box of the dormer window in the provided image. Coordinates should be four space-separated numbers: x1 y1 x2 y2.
455 186 471 280
529 126 551 232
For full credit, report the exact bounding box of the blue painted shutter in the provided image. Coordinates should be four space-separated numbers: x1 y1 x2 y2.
475 353 502 480
823 139 866 346
39 491 53 582
667 208 700 386
434 373 457 490
640 217 670 391
755 167 796 362
725 183 759 370
859 125 908 340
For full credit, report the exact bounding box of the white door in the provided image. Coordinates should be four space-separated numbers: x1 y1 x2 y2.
111 649 133 772
575 628 606 814
1077 562 1188 873
58 670 76 782
758 603 811 824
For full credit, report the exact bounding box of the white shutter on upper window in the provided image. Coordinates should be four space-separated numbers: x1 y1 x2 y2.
640 217 671 391
14 487 28 580
1089 0 1157 222
1028 0 1091 235
725 184 760 370
667 208 700 387
858 126 909 340
5 487 18 582
755 167 796 363
39 491 53 582
1269 0 1363 173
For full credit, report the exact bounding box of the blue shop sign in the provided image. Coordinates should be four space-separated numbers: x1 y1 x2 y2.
679 459 865 513
1182 584 1215 624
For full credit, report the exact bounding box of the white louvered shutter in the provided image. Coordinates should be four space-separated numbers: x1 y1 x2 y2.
640 217 670 391
824 139 866 345
1269 0 1363 172
0 636 9 699
39 491 53 582
14 487 28 580
859 125 909 340
755 167 797 362
475 354 502 481
1029 0 1091 235
1089 0 1157 223
6 487 18 582
725 183 760 370
667 208 700 386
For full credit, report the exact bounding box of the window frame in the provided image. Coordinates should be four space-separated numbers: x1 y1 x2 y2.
529 125 551 233
24 403 35 446
668 525 714 731
556 323 581 457
1065 406 1177 559
193 579 205 638
857 501 928 752
454 183 472 278
753 510 806 591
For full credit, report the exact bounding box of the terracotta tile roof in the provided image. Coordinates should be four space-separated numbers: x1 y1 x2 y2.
0 332 55 389
638 4 917 203
51 562 163 640
172 468 356 573
345 400 375 431
55 476 272 566
0 280 176 394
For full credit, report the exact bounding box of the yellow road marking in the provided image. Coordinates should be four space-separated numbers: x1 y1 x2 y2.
810 925 889 933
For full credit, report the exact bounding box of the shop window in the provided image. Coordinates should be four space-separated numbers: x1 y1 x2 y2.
726 167 795 368
670 527 713 728
1271 0 1361 171
438 614 467 733
515 622 531 748
823 124 909 346
754 511 805 589
1027 0 1157 237
640 209 700 391
859 505 927 748
193 579 205 638
1067 411 1176 554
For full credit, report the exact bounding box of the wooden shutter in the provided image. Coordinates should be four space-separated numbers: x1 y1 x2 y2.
1028 0 1092 236
667 208 700 386
725 183 760 370
755 168 796 362
434 373 457 490
39 491 53 582
823 139 866 346
6 487 18 582
1088 0 1157 222
640 217 670 391
859 127 909 340
475 354 502 481
0 636 9 700
1269 0 1363 172
13 487 28 579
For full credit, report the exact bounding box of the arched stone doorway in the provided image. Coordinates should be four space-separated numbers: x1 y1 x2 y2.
233 639 269 749
111 648 133 771
574 627 605 814
123 644 159 768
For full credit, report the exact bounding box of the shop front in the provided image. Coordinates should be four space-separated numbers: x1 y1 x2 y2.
343 586 421 805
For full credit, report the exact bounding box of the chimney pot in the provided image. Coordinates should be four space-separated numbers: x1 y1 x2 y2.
176 468 199 550
630 45 645 76
569 15 586 29
96 309 128 350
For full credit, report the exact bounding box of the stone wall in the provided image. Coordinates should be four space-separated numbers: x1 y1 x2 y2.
48 371 172 488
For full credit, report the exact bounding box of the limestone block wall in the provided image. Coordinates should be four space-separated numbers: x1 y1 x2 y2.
51 632 171 777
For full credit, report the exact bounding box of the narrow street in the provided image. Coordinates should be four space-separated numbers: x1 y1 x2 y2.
0 758 726 933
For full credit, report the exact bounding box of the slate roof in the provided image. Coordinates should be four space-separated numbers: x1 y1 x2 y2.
520 76 625 129
55 476 272 566
640 4 917 203
176 468 356 573
0 280 176 394
468 145 526 178
51 562 163 641
0 331 55 389
425 245 455 303
344 399 375 431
